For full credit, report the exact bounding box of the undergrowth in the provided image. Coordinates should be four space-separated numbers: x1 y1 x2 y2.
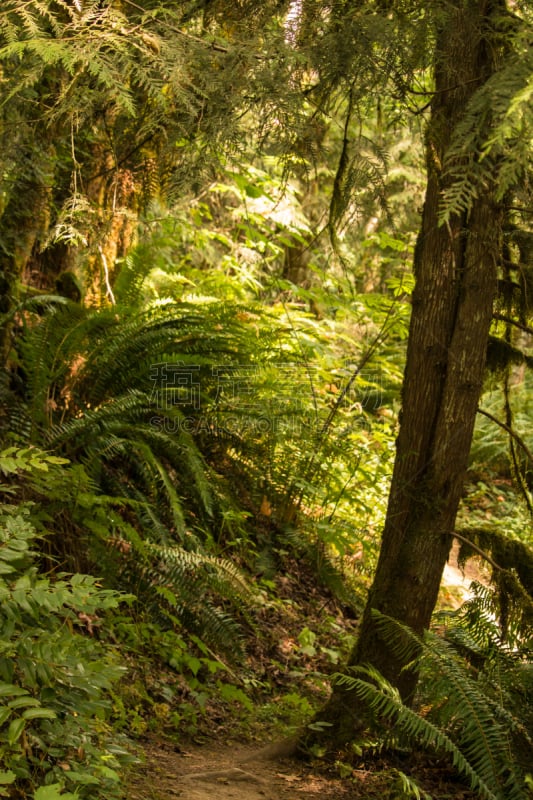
328 608 532 800
0 451 133 800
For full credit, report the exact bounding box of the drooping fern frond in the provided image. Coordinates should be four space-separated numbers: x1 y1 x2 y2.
439 18 533 225
334 664 498 800
115 542 255 658
338 610 532 800
455 527 533 645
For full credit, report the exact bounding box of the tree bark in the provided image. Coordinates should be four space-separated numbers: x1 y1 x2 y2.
310 0 505 747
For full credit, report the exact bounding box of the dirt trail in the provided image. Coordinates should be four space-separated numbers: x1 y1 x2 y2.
128 737 354 800
126 542 487 800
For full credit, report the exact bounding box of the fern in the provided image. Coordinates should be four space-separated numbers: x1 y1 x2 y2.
439 21 533 224
334 665 498 800
5 297 288 651
439 583 533 771
357 611 532 800
329 610 531 799
454 528 533 645
115 543 254 658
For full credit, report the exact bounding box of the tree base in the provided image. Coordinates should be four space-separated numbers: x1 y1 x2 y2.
298 690 369 756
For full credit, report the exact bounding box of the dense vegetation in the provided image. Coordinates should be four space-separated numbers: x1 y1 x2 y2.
0 2 531 799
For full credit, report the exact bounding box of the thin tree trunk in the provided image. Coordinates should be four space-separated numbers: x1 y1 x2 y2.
310 0 504 746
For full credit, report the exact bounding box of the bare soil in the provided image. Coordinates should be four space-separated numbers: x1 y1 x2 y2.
127 736 390 800
127 734 479 800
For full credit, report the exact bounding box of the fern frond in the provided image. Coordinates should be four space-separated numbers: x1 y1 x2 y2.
146 544 253 604
333 667 498 800
370 611 530 799
117 542 254 657
439 25 533 224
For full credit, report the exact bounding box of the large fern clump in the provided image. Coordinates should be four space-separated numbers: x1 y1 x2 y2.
331 609 532 800
3 298 289 652
9 299 279 529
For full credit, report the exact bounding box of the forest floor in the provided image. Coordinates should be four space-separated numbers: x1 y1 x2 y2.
127 728 478 800
128 736 357 800
126 543 485 800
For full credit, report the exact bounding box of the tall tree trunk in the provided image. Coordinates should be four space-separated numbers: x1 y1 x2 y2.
311 0 505 747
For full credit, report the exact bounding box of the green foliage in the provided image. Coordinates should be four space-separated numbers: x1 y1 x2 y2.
0 5 530 793
104 614 253 739
0 495 130 800
449 580 532 655
4 185 407 612
0 0 313 312
7 300 246 536
2 0 417 628
4 299 276 650
440 582 533 758
0 447 68 482
471 372 533 518
120 543 255 658
440 16 533 224
390 770 432 800
0 446 258 754
332 610 532 800
114 166 313 306
335 665 498 800
457 538 533 644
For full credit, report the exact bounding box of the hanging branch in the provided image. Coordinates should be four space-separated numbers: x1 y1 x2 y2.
476 406 533 467
477 403 533 517
492 312 533 337
452 531 502 572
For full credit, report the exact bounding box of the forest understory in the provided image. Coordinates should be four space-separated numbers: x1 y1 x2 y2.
125 553 485 800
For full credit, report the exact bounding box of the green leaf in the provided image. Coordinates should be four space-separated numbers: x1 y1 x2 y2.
217 682 253 711
7 717 25 744
0 457 18 474
8 697 40 710
64 771 99 785
95 765 120 781
0 708 12 726
0 547 26 562
0 684 29 698
33 784 75 800
29 460 49 472
185 656 202 676
22 708 57 720
244 184 264 198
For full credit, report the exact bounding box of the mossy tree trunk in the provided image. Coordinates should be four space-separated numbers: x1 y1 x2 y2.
310 0 506 748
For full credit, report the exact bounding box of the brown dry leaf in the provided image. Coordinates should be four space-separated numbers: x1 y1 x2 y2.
275 773 301 783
